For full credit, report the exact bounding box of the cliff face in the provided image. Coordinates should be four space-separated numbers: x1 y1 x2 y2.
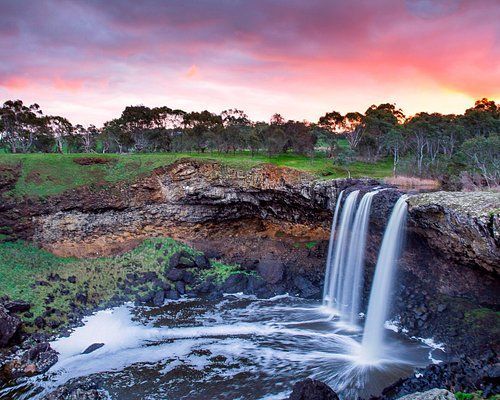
1 159 498 355
6 159 378 257
407 191 499 274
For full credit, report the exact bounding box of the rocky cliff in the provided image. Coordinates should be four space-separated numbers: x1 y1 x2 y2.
1 159 498 356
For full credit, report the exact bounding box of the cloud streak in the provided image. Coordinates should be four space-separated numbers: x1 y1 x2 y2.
0 0 498 125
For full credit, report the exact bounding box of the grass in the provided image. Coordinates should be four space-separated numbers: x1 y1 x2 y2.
455 392 500 400
0 150 393 198
0 238 243 333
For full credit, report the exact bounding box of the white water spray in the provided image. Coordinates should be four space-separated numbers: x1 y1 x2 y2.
361 195 409 361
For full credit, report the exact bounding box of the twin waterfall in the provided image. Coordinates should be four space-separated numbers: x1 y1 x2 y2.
323 189 409 360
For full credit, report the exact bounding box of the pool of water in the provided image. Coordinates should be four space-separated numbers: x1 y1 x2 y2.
1 295 443 399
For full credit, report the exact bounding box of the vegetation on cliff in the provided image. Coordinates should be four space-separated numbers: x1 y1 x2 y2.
0 152 392 198
0 238 243 334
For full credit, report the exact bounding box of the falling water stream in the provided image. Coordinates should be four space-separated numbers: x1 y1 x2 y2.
361 195 409 362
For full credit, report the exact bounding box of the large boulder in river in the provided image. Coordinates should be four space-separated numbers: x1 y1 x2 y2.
288 378 339 400
43 376 108 400
398 388 455 400
0 304 21 347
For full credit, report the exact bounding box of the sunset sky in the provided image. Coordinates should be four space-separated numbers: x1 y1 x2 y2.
1 0 499 126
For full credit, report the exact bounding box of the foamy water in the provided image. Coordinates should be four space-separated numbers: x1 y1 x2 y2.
0 295 443 400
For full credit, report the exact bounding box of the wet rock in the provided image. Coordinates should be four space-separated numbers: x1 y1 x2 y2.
398 389 455 400
82 343 105 355
222 273 248 293
293 276 320 299
0 304 21 347
152 290 165 306
165 290 180 300
21 342 58 375
257 260 284 284
245 275 266 293
166 267 184 281
42 376 108 400
194 280 215 294
176 281 186 295
288 378 339 400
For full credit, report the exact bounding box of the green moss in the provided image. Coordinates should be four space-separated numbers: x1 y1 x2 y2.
199 261 249 284
455 391 500 400
0 152 393 199
0 238 242 333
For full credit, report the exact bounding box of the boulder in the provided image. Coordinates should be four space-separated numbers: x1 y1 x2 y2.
0 304 21 347
152 290 165 306
293 276 320 299
194 254 211 269
257 260 284 285
166 268 184 281
288 378 339 400
82 343 104 355
3 300 31 313
222 273 248 293
398 388 455 400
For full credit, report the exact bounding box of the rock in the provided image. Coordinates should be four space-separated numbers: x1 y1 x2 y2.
182 270 196 284
166 267 184 281
222 273 248 293
288 378 339 400
75 292 87 304
67 276 77 284
21 342 58 375
165 290 180 300
194 280 215 294
42 377 108 400
178 256 195 268
257 260 284 284
0 305 21 347
293 276 320 299
82 343 105 354
398 388 455 400
34 316 46 329
176 281 186 295
194 254 211 269
4 300 31 313
152 290 165 306
245 275 266 293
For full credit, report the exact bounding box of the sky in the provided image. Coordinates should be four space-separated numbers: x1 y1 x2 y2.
0 0 499 126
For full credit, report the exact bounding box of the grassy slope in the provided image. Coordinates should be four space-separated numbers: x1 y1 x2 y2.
0 238 243 333
0 150 392 198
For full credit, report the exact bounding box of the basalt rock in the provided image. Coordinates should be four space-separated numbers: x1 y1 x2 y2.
0 304 21 347
288 378 340 400
42 376 109 400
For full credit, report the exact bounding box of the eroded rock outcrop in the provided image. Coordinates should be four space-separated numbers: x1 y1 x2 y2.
408 191 500 274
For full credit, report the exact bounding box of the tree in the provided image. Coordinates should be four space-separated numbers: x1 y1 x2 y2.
46 116 73 153
0 100 43 153
383 127 405 176
318 111 343 157
460 133 499 187
462 98 499 137
341 112 365 150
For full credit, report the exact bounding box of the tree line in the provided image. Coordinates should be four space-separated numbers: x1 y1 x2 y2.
0 98 498 186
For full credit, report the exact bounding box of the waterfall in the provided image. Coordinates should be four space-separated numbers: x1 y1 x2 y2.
339 190 379 325
322 190 344 304
323 190 359 310
361 195 408 361
323 190 379 327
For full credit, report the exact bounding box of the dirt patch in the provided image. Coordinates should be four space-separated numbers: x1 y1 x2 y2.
73 157 113 166
25 170 43 184
0 164 20 194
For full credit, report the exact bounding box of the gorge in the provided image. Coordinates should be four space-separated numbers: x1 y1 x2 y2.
0 158 498 399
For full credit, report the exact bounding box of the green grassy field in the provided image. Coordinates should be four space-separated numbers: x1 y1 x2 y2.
0 150 392 198
0 238 243 332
